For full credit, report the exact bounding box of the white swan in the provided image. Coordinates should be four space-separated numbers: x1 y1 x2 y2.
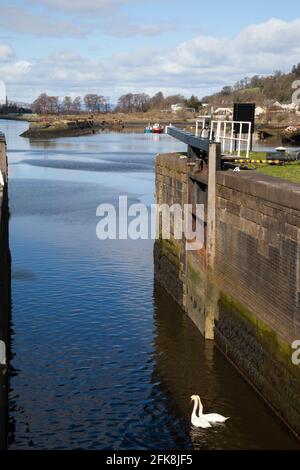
190 395 211 428
196 395 229 423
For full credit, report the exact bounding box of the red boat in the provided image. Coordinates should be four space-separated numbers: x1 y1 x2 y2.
152 123 164 134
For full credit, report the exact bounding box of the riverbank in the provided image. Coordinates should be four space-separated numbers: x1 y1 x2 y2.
1 112 196 138
3 112 300 142
19 119 122 139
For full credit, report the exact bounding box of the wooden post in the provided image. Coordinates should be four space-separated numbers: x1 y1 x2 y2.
206 142 220 270
204 142 221 340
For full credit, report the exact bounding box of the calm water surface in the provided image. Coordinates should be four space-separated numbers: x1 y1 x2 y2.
1 119 299 450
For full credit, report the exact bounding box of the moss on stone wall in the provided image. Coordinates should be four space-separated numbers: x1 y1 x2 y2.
187 262 202 284
156 238 181 269
219 292 300 380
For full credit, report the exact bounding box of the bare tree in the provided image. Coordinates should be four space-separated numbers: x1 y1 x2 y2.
32 93 59 114
83 94 109 113
164 94 186 107
62 96 73 113
32 93 50 114
84 94 98 113
72 96 81 113
150 92 165 109
48 96 59 114
117 93 151 113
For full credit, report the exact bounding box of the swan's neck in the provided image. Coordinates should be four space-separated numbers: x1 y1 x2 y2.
192 399 198 418
197 396 203 416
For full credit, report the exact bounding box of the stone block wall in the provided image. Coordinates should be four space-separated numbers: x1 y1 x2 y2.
155 151 300 438
154 153 189 309
214 171 300 436
215 171 300 344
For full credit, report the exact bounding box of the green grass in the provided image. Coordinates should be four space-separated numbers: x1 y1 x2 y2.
226 150 300 183
226 150 267 159
257 162 300 184
238 87 261 94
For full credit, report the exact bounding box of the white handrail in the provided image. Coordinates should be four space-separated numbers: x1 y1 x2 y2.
195 119 252 158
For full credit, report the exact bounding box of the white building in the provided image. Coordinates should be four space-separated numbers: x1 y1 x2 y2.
272 101 284 109
214 107 233 120
255 106 266 117
171 103 184 113
171 103 195 113
280 103 297 111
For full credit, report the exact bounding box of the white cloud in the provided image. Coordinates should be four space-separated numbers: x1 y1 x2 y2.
102 14 178 37
30 0 133 13
0 44 15 61
0 60 32 81
0 6 86 37
0 4 176 39
3 17 300 102
236 18 300 54
0 45 29 87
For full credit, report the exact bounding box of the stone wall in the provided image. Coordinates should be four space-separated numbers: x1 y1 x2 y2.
154 153 189 309
215 171 300 343
155 151 300 438
214 171 300 436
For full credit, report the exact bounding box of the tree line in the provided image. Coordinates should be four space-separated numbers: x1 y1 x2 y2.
31 92 202 114
116 92 201 113
32 93 110 114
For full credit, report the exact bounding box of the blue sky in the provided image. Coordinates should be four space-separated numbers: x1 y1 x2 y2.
0 0 300 102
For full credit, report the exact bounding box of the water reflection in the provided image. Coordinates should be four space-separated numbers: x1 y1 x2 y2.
152 283 300 450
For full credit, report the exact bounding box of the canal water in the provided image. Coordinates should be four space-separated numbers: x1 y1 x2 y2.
1 119 299 450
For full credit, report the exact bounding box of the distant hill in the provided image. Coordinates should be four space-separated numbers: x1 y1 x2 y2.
202 64 300 107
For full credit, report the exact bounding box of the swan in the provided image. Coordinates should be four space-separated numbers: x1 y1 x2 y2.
190 395 211 428
196 395 229 423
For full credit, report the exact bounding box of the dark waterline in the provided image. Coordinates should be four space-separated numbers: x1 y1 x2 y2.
1 119 299 450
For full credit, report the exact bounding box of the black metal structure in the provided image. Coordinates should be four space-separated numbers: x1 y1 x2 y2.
233 103 255 134
166 126 209 155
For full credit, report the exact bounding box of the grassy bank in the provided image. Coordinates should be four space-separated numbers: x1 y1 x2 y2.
257 162 300 184
0 110 196 125
13 110 197 138
228 150 300 184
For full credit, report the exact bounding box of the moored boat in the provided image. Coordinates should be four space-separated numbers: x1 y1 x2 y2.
144 123 153 133
152 123 164 134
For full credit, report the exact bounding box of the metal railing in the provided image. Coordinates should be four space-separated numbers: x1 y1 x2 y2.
195 119 252 158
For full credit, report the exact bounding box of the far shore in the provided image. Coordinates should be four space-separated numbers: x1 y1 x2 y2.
0 110 296 130
0 111 298 141
0 112 197 138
